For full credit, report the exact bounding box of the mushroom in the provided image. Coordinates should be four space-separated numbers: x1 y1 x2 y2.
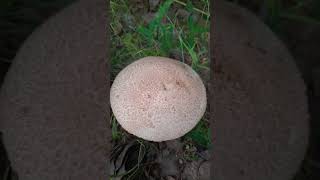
110 56 207 142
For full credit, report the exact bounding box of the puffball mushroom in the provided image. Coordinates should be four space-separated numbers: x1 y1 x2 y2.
110 56 207 142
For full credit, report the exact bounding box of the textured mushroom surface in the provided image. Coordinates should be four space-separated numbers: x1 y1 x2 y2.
110 56 207 142
212 1 309 180
0 0 110 179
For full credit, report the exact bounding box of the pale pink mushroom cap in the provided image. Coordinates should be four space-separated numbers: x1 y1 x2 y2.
110 56 207 142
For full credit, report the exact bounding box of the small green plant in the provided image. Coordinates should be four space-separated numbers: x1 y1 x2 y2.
137 0 175 56
137 0 210 72
184 119 211 149
110 0 210 77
